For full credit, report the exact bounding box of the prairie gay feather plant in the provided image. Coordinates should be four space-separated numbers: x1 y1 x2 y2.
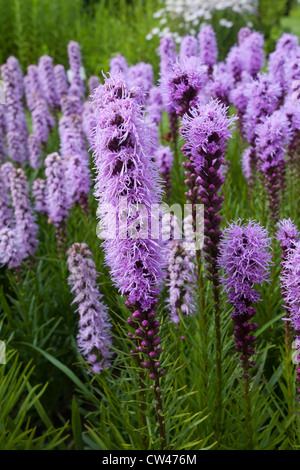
67 243 112 373
92 73 167 446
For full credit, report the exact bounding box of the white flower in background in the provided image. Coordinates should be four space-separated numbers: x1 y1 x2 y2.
147 0 257 39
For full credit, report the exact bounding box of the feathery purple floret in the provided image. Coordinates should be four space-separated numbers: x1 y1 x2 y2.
238 27 252 45
65 153 91 208
198 25 218 75
211 62 233 107
67 243 112 373
146 86 164 125
0 163 14 230
0 106 7 162
218 219 272 374
10 167 39 260
164 56 206 117
226 45 245 84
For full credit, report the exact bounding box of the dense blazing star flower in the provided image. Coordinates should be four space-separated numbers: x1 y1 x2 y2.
32 178 48 215
230 72 251 134
82 100 96 145
281 241 300 394
28 134 42 169
60 94 83 116
270 34 299 96
242 31 265 78
38 55 59 109
44 152 69 228
67 41 85 100
179 35 198 63
181 99 236 279
10 167 39 260
26 65 43 110
110 54 128 78
211 62 233 107
93 74 166 380
59 114 87 161
164 56 206 117
198 24 218 75
146 86 164 125
155 145 174 199
218 219 272 374
282 97 300 172
128 62 154 96
0 227 22 269
287 50 300 99
256 110 292 223
54 64 69 100
67 243 112 373
1 62 28 163
6 56 24 100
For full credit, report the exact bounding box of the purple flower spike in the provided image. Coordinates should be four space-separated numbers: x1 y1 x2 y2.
218 219 272 375
277 219 300 254
67 242 112 373
155 145 174 199
0 162 14 230
243 32 265 78
238 27 252 45
256 110 292 223
281 240 300 394
179 35 198 63
38 55 59 109
93 74 166 380
128 62 154 97
54 64 69 101
146 86 164 125
198 25 218 76
88 75 99 95
67 41 85 100
110 54 128 78
164 56 206 117
10 167 39 260
212 62 233 107
28 134 42 169
32 178 48 216
44 152 69 228
65 154 91 210
181 99 236 278
0 106 7 163
0 227 22 269
226 45 245 84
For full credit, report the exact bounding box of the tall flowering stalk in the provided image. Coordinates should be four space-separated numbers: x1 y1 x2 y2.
10 168 39 261
28 134 42 169
181 98 235 434
198 24 218 77
67 41 85 100
1 59 28 163
277 219 300 406
256 110 292 225
44 152 69 247
32 178 48 216
93 75 166 447
38 56 59 110
218 219 272 447
0 162 14 230
281 241 300 398
67 243 112 373
54 64 69 101
179 35 198 63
